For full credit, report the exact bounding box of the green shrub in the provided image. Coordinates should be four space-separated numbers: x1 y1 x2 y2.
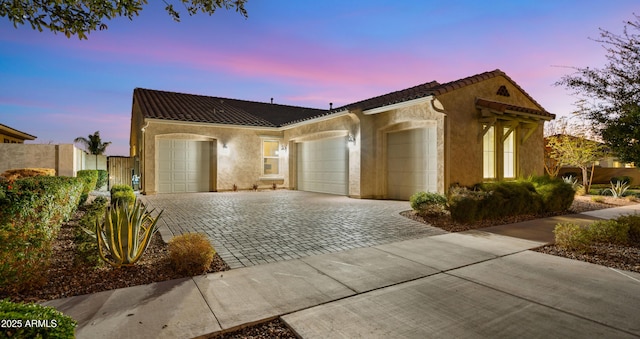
591 196 605 203
554 223 591 251
611 176 633 186
530 176 575 213
110 184 132 194
0 299 77 338
75 199 109 267
0 176 83 292
111 191 136 207
96 169 108 190
554 218 633 251
169 233 215 275
77 170 98 193
410 191 447 216
616 214 640 244
447 187 487 223
480 181 542 219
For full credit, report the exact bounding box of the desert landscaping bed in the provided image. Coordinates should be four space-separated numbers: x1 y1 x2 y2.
404 195 640 274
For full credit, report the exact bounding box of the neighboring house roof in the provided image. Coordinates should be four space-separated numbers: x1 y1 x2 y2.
0 123 37 140
134 88 328 128
134 69 554 128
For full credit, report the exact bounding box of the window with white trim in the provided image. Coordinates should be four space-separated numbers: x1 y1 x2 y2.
483 125 495 179
503 127 515 178
263 140 279 175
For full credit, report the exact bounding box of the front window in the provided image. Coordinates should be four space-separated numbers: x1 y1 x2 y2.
263 140 279 175
503 128 515 178
483 126 495 179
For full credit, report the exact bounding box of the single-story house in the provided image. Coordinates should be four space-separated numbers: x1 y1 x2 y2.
1 123 36 143
130 69 555 200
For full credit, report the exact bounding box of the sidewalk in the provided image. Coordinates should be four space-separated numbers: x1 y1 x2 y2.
43 205 640 338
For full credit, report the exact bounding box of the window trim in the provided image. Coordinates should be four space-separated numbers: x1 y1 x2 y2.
260 139 283 178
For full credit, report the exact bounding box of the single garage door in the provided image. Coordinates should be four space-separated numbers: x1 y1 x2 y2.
387 127 437 200
297 137 348 195
157 139 210 193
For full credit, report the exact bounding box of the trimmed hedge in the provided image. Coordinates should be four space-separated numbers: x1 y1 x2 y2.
554 214 640 251
77 170 99 205
0 176 83 292
110 184 136 206
0 299 77 338
448 177 575 223
96 169 108 190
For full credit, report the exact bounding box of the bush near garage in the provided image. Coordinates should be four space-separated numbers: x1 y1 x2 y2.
409 192 448 217
447 176 575 223
0 176 83 293
110 184 136 206
0 299 77 338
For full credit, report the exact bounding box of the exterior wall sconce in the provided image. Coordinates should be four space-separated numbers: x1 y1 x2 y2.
280 144 288 154
220 143 230 156
347 134 356 148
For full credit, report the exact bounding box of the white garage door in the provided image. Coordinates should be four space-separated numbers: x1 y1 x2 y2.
387 128 437 200
157 139 210 193
297 137 348 195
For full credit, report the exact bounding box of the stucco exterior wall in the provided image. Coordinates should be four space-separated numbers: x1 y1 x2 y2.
437 75 548 187
140 119 284 194
283 113 357 195
366 101 446 198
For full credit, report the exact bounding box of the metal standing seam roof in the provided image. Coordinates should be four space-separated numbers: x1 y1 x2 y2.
134 69 553 128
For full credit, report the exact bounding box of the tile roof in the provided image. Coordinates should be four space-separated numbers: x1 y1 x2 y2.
335 69 551 117
134 88 329 127
476 98 555 119
134 69 553 128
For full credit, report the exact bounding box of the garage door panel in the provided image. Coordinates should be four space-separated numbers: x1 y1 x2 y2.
157 139 210 193
387 128 437 200
297 137 348 195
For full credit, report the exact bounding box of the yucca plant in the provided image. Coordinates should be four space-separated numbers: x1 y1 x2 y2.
605 180 630 198
94 199 163 268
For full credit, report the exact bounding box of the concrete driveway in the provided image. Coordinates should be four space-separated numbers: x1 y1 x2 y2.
140 191 445 268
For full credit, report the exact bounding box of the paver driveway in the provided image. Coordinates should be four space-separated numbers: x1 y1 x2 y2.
141 191 445 268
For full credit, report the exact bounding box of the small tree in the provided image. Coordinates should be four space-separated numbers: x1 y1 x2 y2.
546 134 606 194
556 15 640 166
74 131 112 169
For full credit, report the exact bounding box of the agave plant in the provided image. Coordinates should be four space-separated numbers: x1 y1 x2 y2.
604 180 630 199
94 199 163 268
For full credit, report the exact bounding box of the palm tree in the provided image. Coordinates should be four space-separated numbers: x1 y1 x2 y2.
74 131 112 169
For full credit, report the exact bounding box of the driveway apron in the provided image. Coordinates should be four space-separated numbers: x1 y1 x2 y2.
140 191 445 268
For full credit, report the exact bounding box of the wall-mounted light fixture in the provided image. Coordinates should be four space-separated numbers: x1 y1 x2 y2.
347 134 356 148
220 143 230 156
280 144 288 154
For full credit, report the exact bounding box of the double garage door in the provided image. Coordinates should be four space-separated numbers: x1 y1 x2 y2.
157 139 210 193
297 137 348 195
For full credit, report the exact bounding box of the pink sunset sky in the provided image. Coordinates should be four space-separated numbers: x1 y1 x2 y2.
0 1 637 155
